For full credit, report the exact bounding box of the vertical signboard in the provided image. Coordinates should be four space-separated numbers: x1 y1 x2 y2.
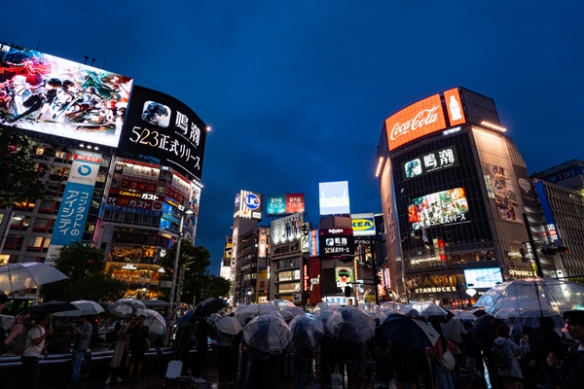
443 88 466 127
534 181 562 244
46 150 102 265
233 190 263 220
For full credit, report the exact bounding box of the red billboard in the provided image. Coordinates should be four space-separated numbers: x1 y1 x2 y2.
286 193 305 213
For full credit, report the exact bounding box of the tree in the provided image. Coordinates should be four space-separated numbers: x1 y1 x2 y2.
159 240 211 305
40 242 127 302
207 275 231 299
0 126 55 207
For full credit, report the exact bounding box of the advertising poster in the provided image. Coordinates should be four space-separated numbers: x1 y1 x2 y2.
286 193 305 213
319 228 355 259
380 159 396 244
464 267 503 289
266 194 286 215
0 42 132 147
184 183 202 242
319 181 350 215
404 146 459 179
118 85 207 181
408 187 470 230
270 213 304 245
491 165 521 222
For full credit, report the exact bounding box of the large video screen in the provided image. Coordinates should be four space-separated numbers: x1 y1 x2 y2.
408 187 469 230
0 42 133 147
404 146 459 179
319 181 350 215
464 267 503 289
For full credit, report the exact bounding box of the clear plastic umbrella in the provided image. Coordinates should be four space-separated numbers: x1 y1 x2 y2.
0 263 68 293
233 304 283 325
450 309 478 322
288 313 324 350
406 301 450 319
475 278 584 317
215 315 243 336
108 298 147 317
137 308 167 336
243 314 292 352
380 301 406 313
53 300 104 317
326 306 375 343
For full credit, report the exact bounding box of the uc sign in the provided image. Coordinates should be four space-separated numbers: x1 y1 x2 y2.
245 193 260 209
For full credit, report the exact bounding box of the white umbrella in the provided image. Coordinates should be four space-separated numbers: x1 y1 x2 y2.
233 304 283 325
137 308 167 336
406 301 450 318
243 314 292 352
53 300 104 317
450 309 478 321
215 315 243 336
0 263 68 293
108 298 147 317
380 301 406 313
475 278 584 317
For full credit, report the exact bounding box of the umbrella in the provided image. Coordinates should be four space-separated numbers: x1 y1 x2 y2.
275 305 304 322
137 308 167 336
215 315 243 336
406 301 451 320
369 310 388 325
313 309 336 337
0 263 69 293
472 313 495 334
269 299 296 309
380 301 406 313
314 302 339 312
233 304 283 325
53 300 104 317
108 298 147 317
23 301 78 314
450 309 478 322
243 314 292 353
193 297 227 317
496 309 566 329
289 313 324 350
475 278 584 317
176 310 194 327
326 306 375 343
471 307 488 318
381 313 440 348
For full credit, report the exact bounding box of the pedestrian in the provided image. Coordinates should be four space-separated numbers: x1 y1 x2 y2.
216 323 236 385
427 322 457 389
335 310 361 389
0 293 28 356
105 316 134 384
477 315 501 389
529 316 567 389
173 315 195 379
192 314 211 384
370 326 391 389
68 315 93 388
463 321 484 384
293 345 313 389
127 314 150 381
21 313 51 389
493 325 528 389
236 317 253 389
547 310 584 389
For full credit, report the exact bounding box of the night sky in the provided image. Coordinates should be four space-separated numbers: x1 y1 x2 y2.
3 2 583 275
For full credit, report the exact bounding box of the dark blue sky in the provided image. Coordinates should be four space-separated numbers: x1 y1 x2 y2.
3 2 584 275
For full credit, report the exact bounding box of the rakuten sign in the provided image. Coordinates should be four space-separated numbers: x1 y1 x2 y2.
385 94 446 151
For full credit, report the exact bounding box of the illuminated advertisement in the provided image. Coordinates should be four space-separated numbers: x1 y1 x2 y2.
534 181 562 244
319 228 355 259
464 267 503 289
319 181 350 215
351 213 376 236
271 213 304 245
309 229 319 257
0 42 132 147
408 187 470 230
46 150 102 264
385 94 446 151
404 146 459 179
335 266 355 288
443 88 466 127
380 159 396 244
490 165 521 222
118 85 207 181
114 161 160 180
257 228 268 257
184 183 201 242
265 193 305 215
233 190 263 220
309 256 322 303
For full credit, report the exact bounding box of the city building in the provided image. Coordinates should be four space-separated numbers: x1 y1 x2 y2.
376 87 538 305
531 160 584 278
0 42 208 301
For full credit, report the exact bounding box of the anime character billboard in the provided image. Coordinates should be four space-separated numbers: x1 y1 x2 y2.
118 86 207 181
491 165 521 222
0 42 132 147
408 187 470 230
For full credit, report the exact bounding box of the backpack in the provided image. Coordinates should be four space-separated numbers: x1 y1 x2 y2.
490 341 511 369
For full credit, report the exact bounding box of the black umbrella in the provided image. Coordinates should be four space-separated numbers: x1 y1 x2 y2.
471 313 495 334
23 301 78 314
193 297 227 317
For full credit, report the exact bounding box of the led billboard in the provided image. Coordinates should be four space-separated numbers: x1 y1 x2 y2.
319 181 350 215
404 146 459 179
408 187 469 230
319 228 355 260
270 213 304 245
266 193 305 215
118 86 207 181
464 267 503 289
0 42 132 147
490 165 521 223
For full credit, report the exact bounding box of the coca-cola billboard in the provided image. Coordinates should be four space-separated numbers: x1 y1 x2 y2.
385 94 446 151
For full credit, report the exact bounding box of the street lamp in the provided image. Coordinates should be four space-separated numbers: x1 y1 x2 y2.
167 209 193 323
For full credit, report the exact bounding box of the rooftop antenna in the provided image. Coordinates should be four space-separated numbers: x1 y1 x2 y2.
91 58 96 66
35 39 42 51
102 58 107 69
84 56 88 64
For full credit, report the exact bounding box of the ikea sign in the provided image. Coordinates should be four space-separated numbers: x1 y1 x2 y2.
351 213 376 236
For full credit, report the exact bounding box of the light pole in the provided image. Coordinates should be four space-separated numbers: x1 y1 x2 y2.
168 209 193 322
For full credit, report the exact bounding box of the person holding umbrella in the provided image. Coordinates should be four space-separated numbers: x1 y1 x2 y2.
104 315 135 385
547 310 584 389
192 313 211 384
